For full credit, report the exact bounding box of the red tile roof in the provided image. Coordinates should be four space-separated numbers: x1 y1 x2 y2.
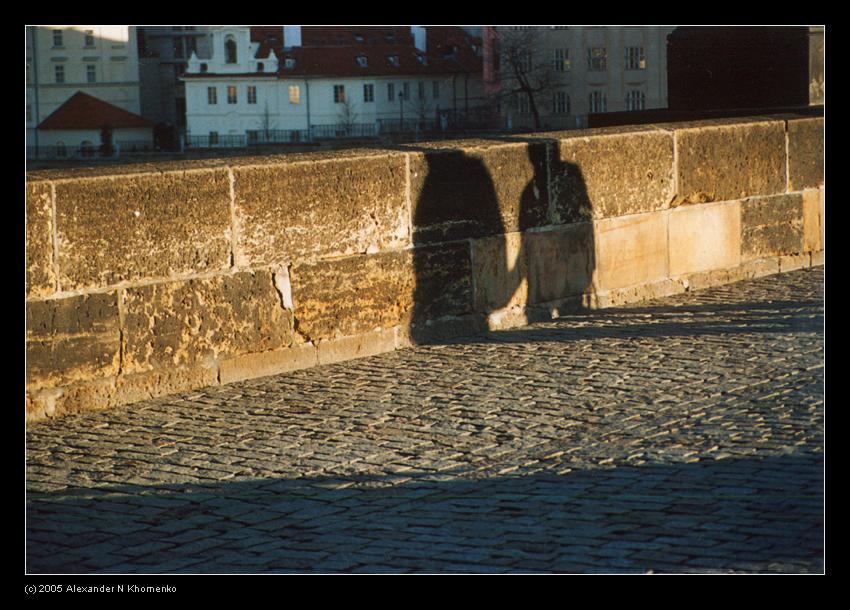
209 26 482 80
38 91 153 130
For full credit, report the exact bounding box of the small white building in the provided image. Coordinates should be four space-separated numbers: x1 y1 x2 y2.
182 26 485 146
36 91 154 157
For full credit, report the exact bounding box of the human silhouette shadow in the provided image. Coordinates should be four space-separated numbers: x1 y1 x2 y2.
405 136 595 345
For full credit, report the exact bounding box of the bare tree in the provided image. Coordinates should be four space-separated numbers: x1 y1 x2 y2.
337 96 359 135
495 27 556 130
259 102 276 140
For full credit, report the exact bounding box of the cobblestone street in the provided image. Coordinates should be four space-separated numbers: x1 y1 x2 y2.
26 267 825 574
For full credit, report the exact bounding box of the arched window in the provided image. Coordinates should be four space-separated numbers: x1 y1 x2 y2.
56 141 66 158
225 36 237 64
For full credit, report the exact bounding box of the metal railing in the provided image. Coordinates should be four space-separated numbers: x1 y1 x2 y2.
309 123 377 140
185 134 248 149
246 129 311 145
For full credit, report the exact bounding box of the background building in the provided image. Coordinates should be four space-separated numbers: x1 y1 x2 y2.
485 26 674 130
182 26 486 147
26 26 147 153
137 26 212 140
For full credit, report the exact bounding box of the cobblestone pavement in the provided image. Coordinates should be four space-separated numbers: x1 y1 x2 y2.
26 267 825 574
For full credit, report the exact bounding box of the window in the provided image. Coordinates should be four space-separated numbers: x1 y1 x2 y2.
518 93 530 115
402 82 410 101
225 37 237 64
387 54 400 67
247 86 257 104
227 86 237 104
356 55 368 68
186 36 197 56
86 64 96 83
363 83 374 103
84 30 95 47
247 130 259 145
289 85 301 104
200 63 208 73
54 65 64 84
625 46 646 70
587 47 607 72
553 91 570 115
56 142 66 157
418 81 425 101
589 90 607 113
173 37 184 59
387 82 395 102
209 131 219 145
26 104 32 122
257 62 264 72
52 30 63 47
333 85 346 103
432 81 440 99
626 90 646 111
207 87 217 104
552 48 571 72
284 57 296 69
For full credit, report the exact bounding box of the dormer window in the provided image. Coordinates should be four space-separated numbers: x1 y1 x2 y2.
356 55 368 68
354 33 364 43
417 55 427 65
284 57 296 69
387 54 399 67
257 62 264 72
200 63 208 73
225 36 237 64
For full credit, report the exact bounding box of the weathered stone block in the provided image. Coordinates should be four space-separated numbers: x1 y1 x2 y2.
123 272 292 373
787 117 824 191
802 190 822 253
26 292 121 387
219 344 318 385
741 194 804 260
290 243 473 342
472 232 528 312
525 224 595 304
232 154 408 266
550 130 675 222
670 201 742 275
409 142 549 244
594 212 668 291
54 169 232 291
675 121 786 202
26 182 55 298
317 329 397 366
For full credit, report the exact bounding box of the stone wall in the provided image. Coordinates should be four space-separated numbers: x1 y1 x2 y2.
25 115 824 422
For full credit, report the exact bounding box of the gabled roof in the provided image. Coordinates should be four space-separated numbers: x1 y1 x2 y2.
37 91 154 130
186 26 483 80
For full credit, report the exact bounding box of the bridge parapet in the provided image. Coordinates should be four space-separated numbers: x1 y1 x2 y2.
26 115 824 422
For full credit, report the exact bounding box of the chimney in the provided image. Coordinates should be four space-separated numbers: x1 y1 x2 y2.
283 25 302 48
411 26 426 53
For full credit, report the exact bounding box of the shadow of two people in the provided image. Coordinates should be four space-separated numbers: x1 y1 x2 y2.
406 135 595 344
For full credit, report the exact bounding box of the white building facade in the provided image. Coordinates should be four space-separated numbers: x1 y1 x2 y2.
182 26 485 146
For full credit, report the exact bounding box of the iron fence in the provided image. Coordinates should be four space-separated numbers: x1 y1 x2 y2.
309 123 378 140
185 134 248 149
